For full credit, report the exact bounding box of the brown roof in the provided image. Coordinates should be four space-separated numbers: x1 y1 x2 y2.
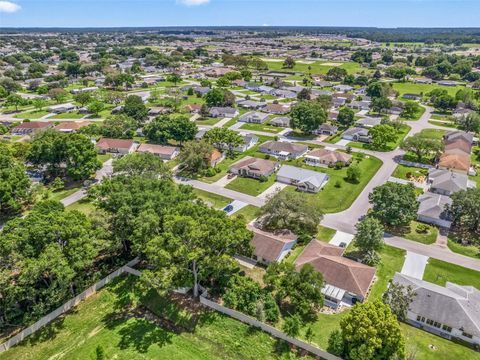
444 138 472 156
96 138 134 150
137 143 179 156
295 240 376 298
439 153 471 172
307 149 352 163
54 121 91 131
14 121 52 129
230 156 278 176
265 103 289 114
250 228 297 263
259 141 308 154
185 104 202 111
210 149 223 162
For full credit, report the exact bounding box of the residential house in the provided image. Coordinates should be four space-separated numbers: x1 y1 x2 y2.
11 121 53 136
229 156 280 179
333 84 353 93
137 143 180 161
209 107 239 118
96 138 137 155
356 117 382 128
54 121 91 133
295 240 376 308
47 103 76 113
417 192 453 228
332 97 347 108
237 100 267 109
313 123 338 136
148 107 170 116
342 127 372 143
444 131 474 146
438 153 471 174
209 149 225 167
305 149 352 167
428 168 468 196
250 228 298 264
264 103 290 115
348 100 371 111
270 117 290 127
270 89 296 99
185 104 202 114
393 273 480 346
413 77 433 84
239 111 270 124
277 165 329 193
259 141 308 160
403 93 422 101
438 80 460 87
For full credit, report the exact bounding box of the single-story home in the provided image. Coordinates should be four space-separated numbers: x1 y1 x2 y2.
47 103 76 113
250 228 298 264
239 111 270 124
393 273 480 346
209 107 239 118
356 117 382 128
295 240 376 308
444 131 474 146
270 117 290 128
137 143 180 160
264 103 290 115
237 100 267 109
185 104 202 114
342 127 372 143
258 141 308 160
313 123 338 136
403 93 422 101
438 153 471 174
417 192 453 228
333 84 353 93
209 149 225 167
11 121 53 135
428 168 468 196
229 156 280 179
348 100 371 111
277 165 329 193
96 138 137 155
54 121 91 133
305 149 352 167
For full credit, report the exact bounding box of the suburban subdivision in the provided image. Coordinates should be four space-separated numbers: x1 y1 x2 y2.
1 14 480 360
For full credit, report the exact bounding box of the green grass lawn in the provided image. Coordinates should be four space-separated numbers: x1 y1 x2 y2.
392 82 465 97
284 244 306 265
225 175 277 196
195 117 223 126
280 153 382 213
1 276 306 360
447 238 480 259
423 258 480 289
428 119 458 128
348 124 411 152
50 112 85 120
390 221 438 245
232 205 261 223
66 199 96 216
48 187 80 202
400 105 426 121
13 110 49 119
316 225 336 242
418 128 446 140
391 164 428 181
264 59 370 76
239 122 283 134
97 153 112 163
192 189 232 209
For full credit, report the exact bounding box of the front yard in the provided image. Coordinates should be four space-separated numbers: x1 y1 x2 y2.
423 258 480 289
225 175 277 196
348 124 411 152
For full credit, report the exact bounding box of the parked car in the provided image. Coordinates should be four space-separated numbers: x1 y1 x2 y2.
223 204 234 213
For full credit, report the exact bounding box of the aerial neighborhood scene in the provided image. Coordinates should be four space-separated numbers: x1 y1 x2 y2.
2 0 480 359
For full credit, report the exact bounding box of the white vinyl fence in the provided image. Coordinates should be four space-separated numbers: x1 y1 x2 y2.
199 295 341 360
0 258 140 353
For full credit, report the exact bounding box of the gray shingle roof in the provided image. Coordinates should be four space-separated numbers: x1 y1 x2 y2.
429 169 468 194
393 273 480 337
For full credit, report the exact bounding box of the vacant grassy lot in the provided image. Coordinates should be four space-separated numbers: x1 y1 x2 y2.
192 189 232 209
225 175 276 196
239 122 283 134
1 276 305 360
232 205 261 223
392 82 465 97
264 59 370 76
392 164 428 181
50 112 85 120
13 110 49 119
423 259 480 289
66 199 96 215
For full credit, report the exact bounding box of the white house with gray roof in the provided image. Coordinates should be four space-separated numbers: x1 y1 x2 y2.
393 273 480 346
417 192 453 228
428 168 469 196
276 165 329 193
239 111 270 124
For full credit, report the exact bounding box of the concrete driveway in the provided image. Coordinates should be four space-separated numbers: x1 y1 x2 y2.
401 251 429 279
329 231 354 247
335 139 350 146
258 182 288 199
225 200 248 215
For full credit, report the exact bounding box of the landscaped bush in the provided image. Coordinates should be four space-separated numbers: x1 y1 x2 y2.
416 223 430 234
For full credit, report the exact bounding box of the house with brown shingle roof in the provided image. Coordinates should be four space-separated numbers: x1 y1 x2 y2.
229 156 279 179
54 121 91 133
137 143 180 160
438 153 471 174
264 103 290 115
304 149 352 167
96 138 137 155
250 228 298 264
444 138 472 156
11 121 53 135
258 140 308 160
295 240 376 308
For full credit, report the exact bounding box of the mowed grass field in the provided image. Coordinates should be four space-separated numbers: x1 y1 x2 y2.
1 276 306 360
392 82 466 97
263 59 370 76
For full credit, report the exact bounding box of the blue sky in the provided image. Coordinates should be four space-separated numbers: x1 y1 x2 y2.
0 0 479 28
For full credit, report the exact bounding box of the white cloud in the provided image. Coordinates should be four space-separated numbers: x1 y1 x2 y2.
0 1 21 13
177 0 210 6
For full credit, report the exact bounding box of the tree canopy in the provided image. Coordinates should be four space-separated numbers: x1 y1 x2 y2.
144 114 197 145
290 101 327 134
0 152 32 217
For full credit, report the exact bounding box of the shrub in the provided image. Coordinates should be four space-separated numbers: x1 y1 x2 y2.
259 175 268 182
203 167 217 177
334 162 344 170
416 223 430 234
334 180 342 188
